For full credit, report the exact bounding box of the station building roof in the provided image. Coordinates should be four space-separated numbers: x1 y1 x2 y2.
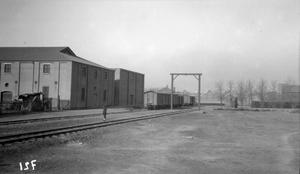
0 47 110 70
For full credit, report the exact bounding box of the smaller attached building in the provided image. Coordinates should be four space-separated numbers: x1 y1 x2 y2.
114 68 144 107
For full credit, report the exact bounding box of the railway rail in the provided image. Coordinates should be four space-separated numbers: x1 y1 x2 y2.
0 109 143 125
0 109 196 145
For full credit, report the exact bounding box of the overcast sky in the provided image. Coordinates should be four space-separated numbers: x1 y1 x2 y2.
0 0 299 93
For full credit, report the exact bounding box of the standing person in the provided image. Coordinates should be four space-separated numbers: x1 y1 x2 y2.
103 105 107 121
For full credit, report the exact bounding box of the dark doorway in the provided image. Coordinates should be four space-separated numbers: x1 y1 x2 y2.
1 91 12 102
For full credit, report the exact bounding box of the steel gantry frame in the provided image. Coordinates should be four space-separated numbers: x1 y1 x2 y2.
170 73 202 111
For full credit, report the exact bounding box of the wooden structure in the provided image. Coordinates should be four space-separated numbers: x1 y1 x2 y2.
170 73 202 110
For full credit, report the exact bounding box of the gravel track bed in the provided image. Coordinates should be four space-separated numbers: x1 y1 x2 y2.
0 110 298 174
0 110 179 136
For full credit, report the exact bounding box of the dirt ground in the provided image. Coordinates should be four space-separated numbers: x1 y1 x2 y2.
0 110 299 174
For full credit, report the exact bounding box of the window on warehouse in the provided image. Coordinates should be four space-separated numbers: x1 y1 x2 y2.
82 66 87 76
104 71 108 80
94 69 97 79
4 63 12 73
43 64 50 73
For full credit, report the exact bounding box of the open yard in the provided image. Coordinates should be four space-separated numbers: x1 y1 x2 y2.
0 109 299 174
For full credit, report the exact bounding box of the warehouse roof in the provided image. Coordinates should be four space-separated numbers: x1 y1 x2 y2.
0 47 110 69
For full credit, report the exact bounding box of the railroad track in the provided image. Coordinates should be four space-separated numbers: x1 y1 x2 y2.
0 109 197 145
0 110 144 125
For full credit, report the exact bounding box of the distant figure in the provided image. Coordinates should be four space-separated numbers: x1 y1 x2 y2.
103 105 107 121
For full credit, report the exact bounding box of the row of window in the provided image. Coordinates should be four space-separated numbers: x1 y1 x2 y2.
28 86 107 102
3 64 109 79
82 66 108 79
44 86 107 101
3 64 50 73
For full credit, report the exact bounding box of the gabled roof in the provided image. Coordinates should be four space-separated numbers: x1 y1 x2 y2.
182 90 191 95
0 47 110 69
201 90 214 96
158 86 174 94
146 88 160 92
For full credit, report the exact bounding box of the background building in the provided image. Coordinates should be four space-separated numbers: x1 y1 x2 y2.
114 68 144 107
0 47 115 110
281 84 300 108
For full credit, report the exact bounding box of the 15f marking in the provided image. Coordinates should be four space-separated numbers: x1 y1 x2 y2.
19 160 36 171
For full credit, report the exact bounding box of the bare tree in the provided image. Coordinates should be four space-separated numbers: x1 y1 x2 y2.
215 81 225 108
246 79 255 107
256 79 268 109
285 77 296 85
237 80 246 107
227 80 234 107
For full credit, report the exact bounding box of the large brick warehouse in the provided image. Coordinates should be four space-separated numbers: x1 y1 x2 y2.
0 47 144 110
